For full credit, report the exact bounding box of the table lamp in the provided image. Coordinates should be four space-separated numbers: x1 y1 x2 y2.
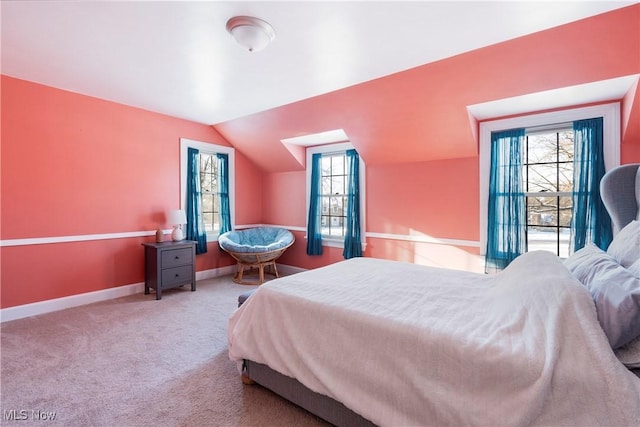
167 209 187 241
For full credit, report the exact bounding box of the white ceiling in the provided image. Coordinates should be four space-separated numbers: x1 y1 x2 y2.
1 1 635 125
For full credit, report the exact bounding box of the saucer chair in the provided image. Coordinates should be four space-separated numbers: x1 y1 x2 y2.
219 227 295 285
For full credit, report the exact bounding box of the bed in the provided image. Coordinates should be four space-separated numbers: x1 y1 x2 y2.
228 164 640 426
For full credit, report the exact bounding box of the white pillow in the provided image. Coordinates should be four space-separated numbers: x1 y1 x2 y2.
630 259 640 279
607 220 640 268
615 335 640 369
564 243 640 349
564 243 609 284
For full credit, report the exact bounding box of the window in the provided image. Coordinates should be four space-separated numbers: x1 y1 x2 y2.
199 152 220 233
320 152 348 238
524 127 574 257
180 138 235 241
480 103 620 258
306 142 366 249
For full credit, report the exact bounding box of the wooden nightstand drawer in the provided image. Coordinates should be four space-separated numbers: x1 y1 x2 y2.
161 248 193 268
161 265 194 286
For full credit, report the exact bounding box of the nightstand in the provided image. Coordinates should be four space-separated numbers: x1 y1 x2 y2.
142 241 196 300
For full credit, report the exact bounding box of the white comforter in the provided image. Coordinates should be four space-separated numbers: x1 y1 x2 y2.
228 252 640 426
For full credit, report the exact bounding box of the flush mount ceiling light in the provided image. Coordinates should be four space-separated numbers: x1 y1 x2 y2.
226 16 275 52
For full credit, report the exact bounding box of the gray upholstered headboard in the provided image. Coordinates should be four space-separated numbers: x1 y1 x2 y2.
600 163 640 235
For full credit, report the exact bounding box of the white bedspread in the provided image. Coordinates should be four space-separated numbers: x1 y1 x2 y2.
228 252 640 426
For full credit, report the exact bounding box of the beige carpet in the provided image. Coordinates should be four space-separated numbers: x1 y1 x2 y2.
0 274 329 426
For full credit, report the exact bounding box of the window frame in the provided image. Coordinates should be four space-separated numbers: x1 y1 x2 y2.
306 142 366 249
479 102 620 256
523 127 574 257
180 138 235 241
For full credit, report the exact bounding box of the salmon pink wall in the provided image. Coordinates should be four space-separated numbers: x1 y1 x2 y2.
262 157 481 270
257 6 638 271
216 5 640 174
0 76 260 309
366 158 478 240
262 171 306 226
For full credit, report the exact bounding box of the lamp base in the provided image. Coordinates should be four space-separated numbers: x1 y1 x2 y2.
171 226 184 241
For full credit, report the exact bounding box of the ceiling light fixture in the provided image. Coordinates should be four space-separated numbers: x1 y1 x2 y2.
226 16 275 53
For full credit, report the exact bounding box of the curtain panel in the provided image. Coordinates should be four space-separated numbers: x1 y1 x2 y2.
485 128 526 272
343 149 362 259
216 153 232 235
571 118 612 251
306 153 323 255
186 147 208 254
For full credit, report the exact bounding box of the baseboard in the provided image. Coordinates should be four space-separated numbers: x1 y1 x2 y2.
0 265 237 323
196 265 236 280
277 264 308 276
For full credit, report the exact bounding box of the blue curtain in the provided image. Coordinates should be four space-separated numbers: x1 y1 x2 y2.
186 147 207 254
343 149 362 259
485 128 526 272
306 153 323 255
216 153 232 235
571 118 612 251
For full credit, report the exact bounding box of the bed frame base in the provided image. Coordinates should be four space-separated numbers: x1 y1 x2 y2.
243 360 376 427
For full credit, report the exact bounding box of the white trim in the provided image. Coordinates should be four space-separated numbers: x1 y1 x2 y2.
479 102 621 255
236 223 307 232
1 282 144 323
0 265 237 323
305 142 367 249
196 265 235 281
366 232 480 248
179 138 236 240
0 229 173 247
242 224 479 248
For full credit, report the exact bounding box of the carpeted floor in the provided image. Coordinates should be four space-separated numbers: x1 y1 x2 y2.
0 275 329 426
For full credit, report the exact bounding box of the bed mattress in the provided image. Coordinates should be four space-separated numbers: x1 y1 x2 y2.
228 252 640 426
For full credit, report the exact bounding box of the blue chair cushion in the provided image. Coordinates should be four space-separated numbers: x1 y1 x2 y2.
219 227 294 253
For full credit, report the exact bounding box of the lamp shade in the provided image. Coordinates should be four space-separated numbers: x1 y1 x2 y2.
167 209 186 225
226 16 275 52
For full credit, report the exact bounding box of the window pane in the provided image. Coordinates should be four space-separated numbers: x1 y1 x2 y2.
331 176 344 195
527 226 558 253
558 131 574 162
527 164 558 192
321 196 330 215
527 134 557 163
331 155 344 175
203 213 214 232
321 177 331 195
321 157 331 176
528 196 559 226
201 172 212 192
321 216 329 236
558 162 573 192
329 216 344 236
330 196 344 216
202 194 214 212
200 155 212 173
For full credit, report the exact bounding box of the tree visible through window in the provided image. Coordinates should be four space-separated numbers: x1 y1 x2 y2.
524 129 574 257
199 152 219 233
320 153 347 238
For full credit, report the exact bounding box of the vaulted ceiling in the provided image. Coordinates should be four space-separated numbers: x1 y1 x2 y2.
2 1 638 172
